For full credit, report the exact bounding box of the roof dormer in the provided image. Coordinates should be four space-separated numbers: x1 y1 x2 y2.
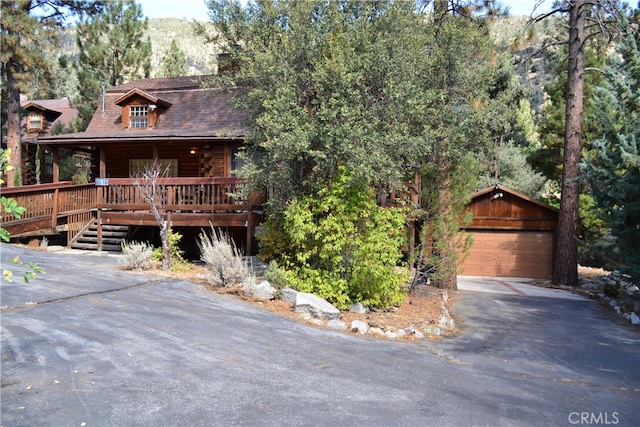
114 88 172 130
22 102 63 133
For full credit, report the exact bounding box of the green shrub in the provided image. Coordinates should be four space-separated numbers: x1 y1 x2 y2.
151 229 191 271
257 215 291 262
266 167 408 309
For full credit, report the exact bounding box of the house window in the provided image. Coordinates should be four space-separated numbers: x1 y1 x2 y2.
129 159 178 177
28 112 43 131
230 147 244 177
129 105 148 128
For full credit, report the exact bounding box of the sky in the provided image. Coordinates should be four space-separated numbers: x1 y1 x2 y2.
136 0 554 21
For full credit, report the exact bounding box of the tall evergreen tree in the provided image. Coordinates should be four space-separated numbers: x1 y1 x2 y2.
583 18 640 281
553 0 588 288
526 0 633 286
159 38 187 78
74 0 151 130
0 0 103 186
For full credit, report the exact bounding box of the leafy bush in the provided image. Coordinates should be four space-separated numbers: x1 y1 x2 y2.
256 215 290 262
120 241 154 270
264 167 408 309
151 229 191 271
198 227 248 286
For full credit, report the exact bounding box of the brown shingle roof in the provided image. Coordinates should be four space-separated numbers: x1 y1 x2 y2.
38 75 249 145
21 98 79 137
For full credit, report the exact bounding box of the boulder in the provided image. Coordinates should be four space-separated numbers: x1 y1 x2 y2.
253 280 276 300
630 312 640 325
280 287 298 304
369 327 385 337
349 302 369 314
350 320 369 334
405 327 425 339
294 292 340 320
327 319 346 330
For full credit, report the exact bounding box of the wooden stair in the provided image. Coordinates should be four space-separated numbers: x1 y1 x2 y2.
69 220 129 252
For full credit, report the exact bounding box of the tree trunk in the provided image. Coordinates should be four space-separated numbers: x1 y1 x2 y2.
6 63 22 187
435 174 458 290
160 221 171 271
553 0 585 287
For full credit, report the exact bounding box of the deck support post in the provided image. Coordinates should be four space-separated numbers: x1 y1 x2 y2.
52 147 60 183
246 207 253 255
99 147 106 178
51 188 59 228
97 210 103 251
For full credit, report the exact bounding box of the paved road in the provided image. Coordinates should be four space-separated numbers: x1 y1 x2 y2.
1 244 638 426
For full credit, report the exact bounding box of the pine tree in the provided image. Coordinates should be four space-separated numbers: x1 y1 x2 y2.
74 0 152 130
0 0 102 186
583 18 640 281
159 38 188 78
526 0 631 286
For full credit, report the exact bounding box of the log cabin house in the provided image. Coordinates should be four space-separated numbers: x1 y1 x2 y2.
3 79 559 278
2 76 262 254
20 98 80 185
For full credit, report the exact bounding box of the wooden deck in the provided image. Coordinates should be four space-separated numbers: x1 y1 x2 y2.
1 178 262 252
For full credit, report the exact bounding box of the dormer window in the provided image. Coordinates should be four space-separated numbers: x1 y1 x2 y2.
115 88 172 130
28 112 43 131
129 105 148 128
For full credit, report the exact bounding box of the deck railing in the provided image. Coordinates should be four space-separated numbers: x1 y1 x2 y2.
0 177 255 238
0 182 96 223
97 177 250 211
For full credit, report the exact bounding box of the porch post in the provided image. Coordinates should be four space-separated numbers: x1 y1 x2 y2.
246 208 253 256
99 146 107 178
153 144 159 161
52 187 59 228
52 147 60 182
97 210 103 251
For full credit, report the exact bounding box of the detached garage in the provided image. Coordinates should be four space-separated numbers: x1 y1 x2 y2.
457 185 559 279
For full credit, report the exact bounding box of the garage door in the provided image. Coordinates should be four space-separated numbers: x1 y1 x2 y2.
457 230 554 279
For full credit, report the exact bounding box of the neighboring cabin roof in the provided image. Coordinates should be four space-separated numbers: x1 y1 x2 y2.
21 98 79 134
36 75 249 145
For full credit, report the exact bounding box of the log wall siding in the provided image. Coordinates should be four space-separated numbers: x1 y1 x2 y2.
103 142 231 178
201 146 226 177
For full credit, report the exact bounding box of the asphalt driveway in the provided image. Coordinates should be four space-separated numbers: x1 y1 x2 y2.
1 244 638 426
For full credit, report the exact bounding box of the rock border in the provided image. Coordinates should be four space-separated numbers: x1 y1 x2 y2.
243 279 455 340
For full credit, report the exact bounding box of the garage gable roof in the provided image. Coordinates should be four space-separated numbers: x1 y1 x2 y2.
472 184 558 213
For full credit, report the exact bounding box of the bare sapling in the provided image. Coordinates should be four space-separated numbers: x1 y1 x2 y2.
133 160 172 270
